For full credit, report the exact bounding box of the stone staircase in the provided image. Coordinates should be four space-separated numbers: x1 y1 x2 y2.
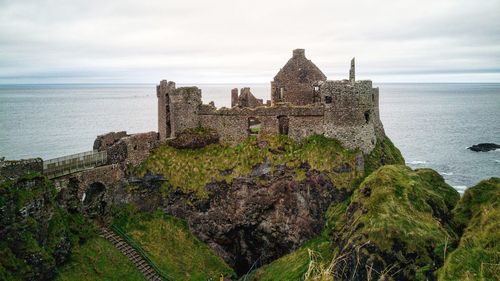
99 226 164 281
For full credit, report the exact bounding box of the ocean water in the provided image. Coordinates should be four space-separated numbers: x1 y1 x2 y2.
0 83 498 192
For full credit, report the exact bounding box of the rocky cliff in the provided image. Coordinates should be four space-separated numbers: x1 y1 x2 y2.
253 169 499 281
2 131 497 281
131 134 404 274
0 174 94 280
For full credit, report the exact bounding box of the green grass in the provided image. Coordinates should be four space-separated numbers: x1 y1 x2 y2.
331 165 459 280
249 236 334 281
252 165 460 281
112 205 236 281
55 237 145 281
348 166 459 250
437 177 500 281
0 173 96 281
363 136 405 176
136 135 363 199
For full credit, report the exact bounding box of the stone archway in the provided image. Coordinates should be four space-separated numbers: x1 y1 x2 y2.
83 182 107 217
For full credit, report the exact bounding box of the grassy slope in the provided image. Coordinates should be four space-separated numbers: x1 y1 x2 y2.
249 137 405 280
55 237 145 281
112 206 236 281
438 177 500 281
248 236 333 281
335 165 460 280
363 136 404 176
136 135 363 199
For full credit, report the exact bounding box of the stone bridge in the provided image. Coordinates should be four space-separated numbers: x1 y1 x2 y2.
49 131 161 216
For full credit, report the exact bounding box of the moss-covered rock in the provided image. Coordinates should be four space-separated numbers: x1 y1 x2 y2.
254 165 460 281
437 177 500 281
137 135 367 199
0 174 95 281
132 135 404 276
328 165 460 280
167 127 220 149
364 136 405 176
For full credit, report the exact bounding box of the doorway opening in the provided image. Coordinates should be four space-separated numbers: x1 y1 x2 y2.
248 117 261 135
278 116 289 135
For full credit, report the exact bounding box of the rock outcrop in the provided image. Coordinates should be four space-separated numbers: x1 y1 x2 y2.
252 165 463 281
467 143 500 152
167 127 220 149
165 166 349 274
328 166 460 281
133 135 404 275
437 177 500 281
0 174 94 280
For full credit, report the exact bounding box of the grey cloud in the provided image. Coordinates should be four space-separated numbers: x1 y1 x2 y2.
0 0 499 83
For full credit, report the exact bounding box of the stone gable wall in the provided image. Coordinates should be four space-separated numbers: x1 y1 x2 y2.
271 49 327 106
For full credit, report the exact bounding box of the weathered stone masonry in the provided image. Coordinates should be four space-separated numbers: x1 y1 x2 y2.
157 49 385 154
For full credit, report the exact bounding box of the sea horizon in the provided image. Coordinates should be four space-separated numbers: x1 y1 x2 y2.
1 82 498 193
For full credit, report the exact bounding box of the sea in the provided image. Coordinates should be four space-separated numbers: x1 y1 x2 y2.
0 83 499 193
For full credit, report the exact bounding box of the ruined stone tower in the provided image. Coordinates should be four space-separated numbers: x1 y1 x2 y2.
271 49 327 105
349 57 355 83
157 80 202 141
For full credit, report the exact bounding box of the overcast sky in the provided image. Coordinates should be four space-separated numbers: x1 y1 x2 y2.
0 0 499 83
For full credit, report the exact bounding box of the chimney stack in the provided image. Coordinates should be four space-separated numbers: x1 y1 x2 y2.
293 49 305 58
349 57 355 83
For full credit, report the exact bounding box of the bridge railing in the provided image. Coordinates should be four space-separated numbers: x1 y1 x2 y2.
43 150 107 179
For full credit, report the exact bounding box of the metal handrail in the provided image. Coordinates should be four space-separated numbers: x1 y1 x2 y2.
110 224 172 281
43 150 107 178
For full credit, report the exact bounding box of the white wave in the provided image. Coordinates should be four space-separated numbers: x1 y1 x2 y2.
441 172 454 176
453 186 467 194
494 159 500 163
407 160 427 165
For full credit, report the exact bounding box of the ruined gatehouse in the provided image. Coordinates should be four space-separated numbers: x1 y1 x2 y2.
157 49 384 154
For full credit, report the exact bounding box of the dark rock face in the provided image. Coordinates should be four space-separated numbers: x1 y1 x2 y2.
0 174 93 281
164 167 350 275
467 143 500 152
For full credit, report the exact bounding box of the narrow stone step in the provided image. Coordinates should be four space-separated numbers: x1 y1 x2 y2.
99 226 165 281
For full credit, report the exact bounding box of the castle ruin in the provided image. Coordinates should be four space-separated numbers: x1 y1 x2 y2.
157 49 385 153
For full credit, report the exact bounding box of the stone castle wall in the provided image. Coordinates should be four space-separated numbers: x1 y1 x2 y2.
94 131 159 167
93 131 128 151
156 51 385 154
157 80 383 153
0 158 43 181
